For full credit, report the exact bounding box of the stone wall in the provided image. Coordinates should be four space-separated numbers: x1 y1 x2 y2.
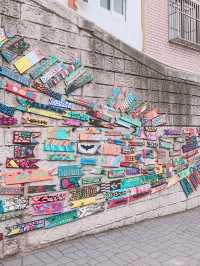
1 0 200 258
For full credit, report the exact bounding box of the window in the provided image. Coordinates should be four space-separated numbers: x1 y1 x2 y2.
100 0 111 10
100 0 126 16
169 0 200 48
113 0 124 15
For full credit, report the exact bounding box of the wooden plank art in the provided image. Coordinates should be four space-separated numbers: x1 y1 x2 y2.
0 102 15 117
48 128 70 140
13 131 40 145
22 116 48 127
70 197 97 208
70 185 98 201
63 119 81 127
6 158 39 169
32 201 64 216
1 36 29 63
108 168 125 178
78 204 104 219
88 110 113 123
15 49 45 74
45 66 68 89
40 62 65 83
43 141 75 152
0 28 8 47
0 115 17 125
0 197 28 214
80 158 97 165
81 176 102 186
49 98 73 110
47 153 75 161
60 177 80 190
65 70 93 96
16 98 64 114
6 219 45 237
58 165 83 177
4 169 53 185
14 145 36 158
65 111 90 122
67 97 95 109
101 156 122 168
28 185 56 194
0 186 23 195
33 81 62 100
115 92 136 113
31 192 66 205
44 210 78 229
29 56 58 79
152 115 167 126
77 143 101 155
100 143 121 156
5 82 37 101
0 66 30 86
79 133 105 142
0 210 23 222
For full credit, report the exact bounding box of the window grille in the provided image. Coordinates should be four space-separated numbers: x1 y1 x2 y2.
169 0 200 49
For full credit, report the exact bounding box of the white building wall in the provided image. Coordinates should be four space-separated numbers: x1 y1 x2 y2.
57 0 143 50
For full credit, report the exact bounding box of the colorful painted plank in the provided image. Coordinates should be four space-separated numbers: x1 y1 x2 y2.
31 192 66 205
32 201 64 216
33 81 62 100
70 185 98 201
22 116 48 127
70 197 97 208
0 115 17 125
0 197 28 214
0 66 30 86
1 36 29 63
44 210 78 229
49 98 73 110
4 169 53 185
60 177 80 190
14 145 35 158
58 165 83 177
47 153 75 161
48 128 70 140
6 158 39 169
63 119 81 127
15 49 45 74
78 204 104 219
0 186 23 195
29 56 58 79
0 102 15 117
80 157 97 165
43 141 75 152
28 185 56 194
40 63 65 83
13 131 40 145
6 219 45 237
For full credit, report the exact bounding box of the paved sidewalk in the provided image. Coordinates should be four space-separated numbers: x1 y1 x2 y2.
1 208 200 266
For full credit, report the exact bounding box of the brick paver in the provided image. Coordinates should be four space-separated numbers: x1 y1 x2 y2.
1 207 200 266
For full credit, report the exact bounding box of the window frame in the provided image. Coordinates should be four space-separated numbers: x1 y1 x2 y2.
99 0 126 19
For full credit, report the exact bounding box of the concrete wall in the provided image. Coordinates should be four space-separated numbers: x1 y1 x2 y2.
57 0 143 50
142 0 200 74
1 0 200 258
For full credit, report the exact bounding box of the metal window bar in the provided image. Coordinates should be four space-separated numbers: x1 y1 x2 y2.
169 0 200 46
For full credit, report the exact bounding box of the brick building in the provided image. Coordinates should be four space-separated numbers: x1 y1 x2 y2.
63 0 200 74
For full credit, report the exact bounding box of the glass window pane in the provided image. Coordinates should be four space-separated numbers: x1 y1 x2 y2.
113 0 124 14
100 0 110 10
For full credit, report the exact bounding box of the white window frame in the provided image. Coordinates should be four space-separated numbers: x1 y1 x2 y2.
99 0 126 20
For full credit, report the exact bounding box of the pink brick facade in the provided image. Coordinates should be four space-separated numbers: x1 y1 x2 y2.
142 0 200 74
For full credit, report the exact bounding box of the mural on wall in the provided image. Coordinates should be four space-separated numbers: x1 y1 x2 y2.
0 28 200 240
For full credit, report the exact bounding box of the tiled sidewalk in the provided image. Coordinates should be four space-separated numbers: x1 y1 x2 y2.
1 208 200 266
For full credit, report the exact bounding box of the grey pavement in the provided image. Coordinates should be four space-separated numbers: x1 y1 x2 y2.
1 207 200 266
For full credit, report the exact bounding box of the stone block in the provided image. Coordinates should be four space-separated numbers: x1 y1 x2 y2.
81 51 105 69
158 201 186 217
94 70 114 85
0 0 20 18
